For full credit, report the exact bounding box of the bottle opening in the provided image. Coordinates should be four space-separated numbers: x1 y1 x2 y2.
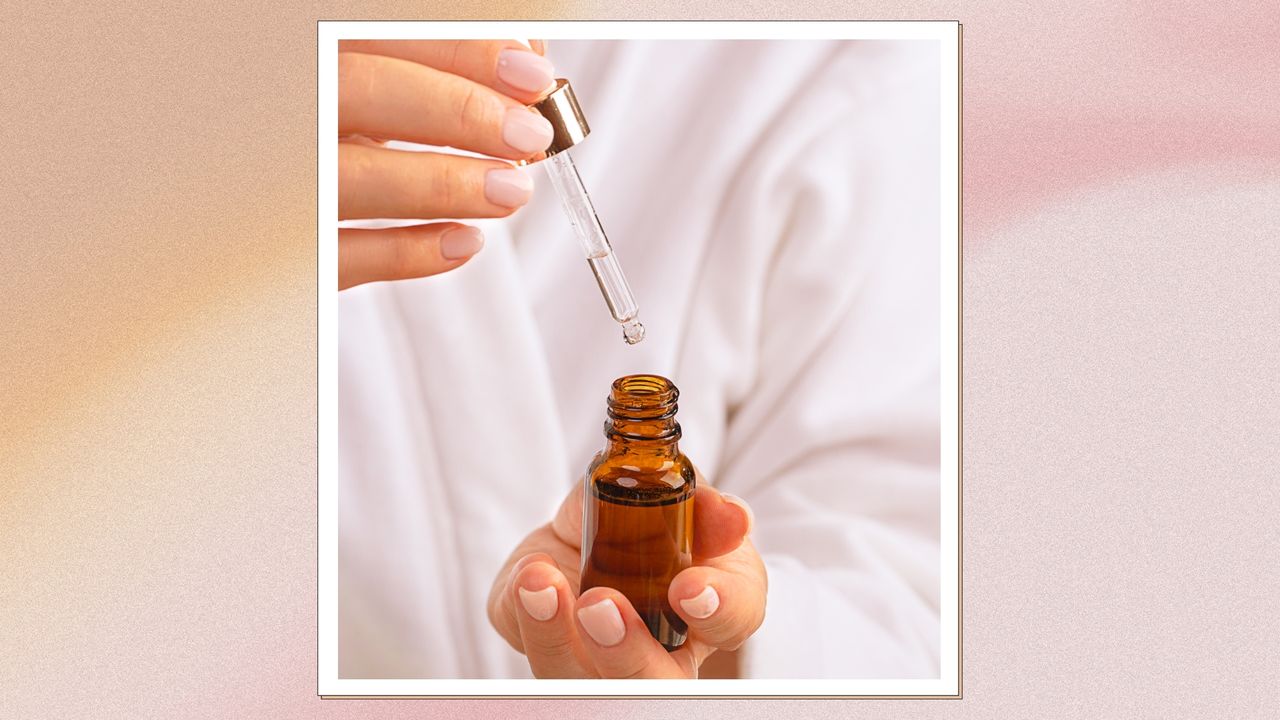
606 374 680 440
609 374 678 410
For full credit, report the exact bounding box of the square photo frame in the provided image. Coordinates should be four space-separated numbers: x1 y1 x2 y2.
318 19 961 698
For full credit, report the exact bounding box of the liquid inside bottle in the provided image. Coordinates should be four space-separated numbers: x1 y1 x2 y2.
580 375 694 651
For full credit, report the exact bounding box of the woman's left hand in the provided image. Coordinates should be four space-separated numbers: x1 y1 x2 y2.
486 471 767 678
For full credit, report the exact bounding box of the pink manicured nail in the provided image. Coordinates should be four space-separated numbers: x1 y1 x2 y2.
496 49 554 93
439 226 483 260
679 585 720 619
484 168 533 208
720 493 755 536
503 108 553 155
518 585 558 621
577 598 626 647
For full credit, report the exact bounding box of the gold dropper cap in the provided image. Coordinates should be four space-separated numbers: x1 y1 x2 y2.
533 79 590 157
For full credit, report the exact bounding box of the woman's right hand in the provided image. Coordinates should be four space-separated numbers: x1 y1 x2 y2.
337 40 555 290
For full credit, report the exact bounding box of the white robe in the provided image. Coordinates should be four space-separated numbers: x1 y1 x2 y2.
338 39 941 679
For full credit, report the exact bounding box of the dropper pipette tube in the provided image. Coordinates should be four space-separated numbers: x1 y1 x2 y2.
541 150 645 344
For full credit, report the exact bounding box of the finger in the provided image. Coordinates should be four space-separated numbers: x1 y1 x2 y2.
339 52 553 160
490 550 550 653
668 558 767 651
667 637 718 679
691 483 754 560
338 223 482 290
510 558 596 678
338 134 387 147
487 532 583 652
338 143 532 220
338 40 555 103
573 587 689 679
549 480 584 549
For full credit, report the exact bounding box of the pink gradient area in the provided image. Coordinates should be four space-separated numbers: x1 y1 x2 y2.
969 115 1280 236
962 1 1280 236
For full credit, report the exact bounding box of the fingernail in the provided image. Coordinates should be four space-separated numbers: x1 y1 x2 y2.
721 493 755 536
439 225 484 260
577 598 626 647
503 108 553 155
518 585 558 622
497 49 554 93
679 585 720 619
484 168 533 208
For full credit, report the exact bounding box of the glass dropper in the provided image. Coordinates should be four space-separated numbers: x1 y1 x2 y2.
533 79 645 345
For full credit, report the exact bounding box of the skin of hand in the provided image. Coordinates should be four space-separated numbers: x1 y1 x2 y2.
337 39 555 290
487 470 767 678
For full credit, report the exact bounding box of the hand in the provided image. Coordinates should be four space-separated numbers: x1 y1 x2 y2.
337 40 555 290
487 471 766 678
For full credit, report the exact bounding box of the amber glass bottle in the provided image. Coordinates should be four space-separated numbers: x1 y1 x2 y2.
580 374 695 650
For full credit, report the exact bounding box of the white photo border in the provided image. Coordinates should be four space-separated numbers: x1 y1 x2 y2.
318 19 961 698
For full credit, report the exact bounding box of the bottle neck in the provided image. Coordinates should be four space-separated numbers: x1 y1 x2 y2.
602 375 682 460
603 426 681 459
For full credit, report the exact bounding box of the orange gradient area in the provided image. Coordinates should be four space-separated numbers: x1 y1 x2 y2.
0 4 614 718
1 6 315 716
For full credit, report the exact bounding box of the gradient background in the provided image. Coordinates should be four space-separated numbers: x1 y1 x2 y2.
3 2 1278 718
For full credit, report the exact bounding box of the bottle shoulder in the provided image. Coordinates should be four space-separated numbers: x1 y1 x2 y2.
588 449 696 493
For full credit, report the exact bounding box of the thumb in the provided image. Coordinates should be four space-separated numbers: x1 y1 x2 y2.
550 479 584 549
692 471 754 560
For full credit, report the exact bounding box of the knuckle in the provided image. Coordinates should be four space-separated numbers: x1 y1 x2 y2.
340 146 379 208
699 616 736 641
432 159 463 214
699 611 754 646
454 83 486 133
528 634 577 662
337 53 376 108
387 236 416 277
336 51 360 88
445 40 465 72
612 660 652 681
